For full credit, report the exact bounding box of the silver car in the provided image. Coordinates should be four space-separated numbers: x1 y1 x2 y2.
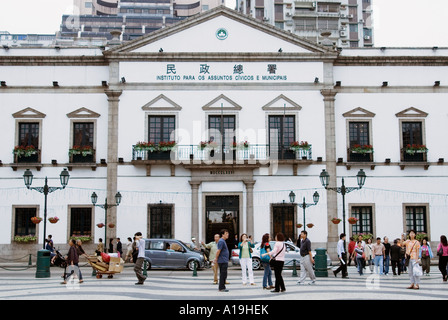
143 238 205 271
231 241 332 270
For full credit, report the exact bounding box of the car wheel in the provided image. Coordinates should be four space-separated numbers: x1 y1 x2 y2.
145 260 151 271
252 257 261 270
188 260 199 271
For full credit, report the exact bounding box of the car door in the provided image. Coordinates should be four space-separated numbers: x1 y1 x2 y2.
165 240 187 268
147 240 166 268
285 243 299 266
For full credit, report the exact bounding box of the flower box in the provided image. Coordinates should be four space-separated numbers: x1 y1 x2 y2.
69 145 94 157
351 144 373 154
135 141 157 152
158 141 177 152
231 141 249 150
290 141 311 152
14 235 37 243
70 235 92 242
199 141 218 150
48 217 59 224
13 145 37 158
31 216 42 224
348 217 359 225
404 144 428 155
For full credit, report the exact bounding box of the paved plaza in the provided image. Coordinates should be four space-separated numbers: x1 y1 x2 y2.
0 264 447 300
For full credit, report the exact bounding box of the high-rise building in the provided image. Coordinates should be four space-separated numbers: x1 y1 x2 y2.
235 0 373 48
60 0 226 41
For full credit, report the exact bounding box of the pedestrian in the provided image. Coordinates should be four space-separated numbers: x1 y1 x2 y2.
233 234 239 250
354 241 365 275
364 238 374 273
405 229 421 290
133 232 147 285
46 235 55 261
383 236 391 275
259 233 274 290
61 239 79 285
214 229 230 292
75 239 88 283
96 238 104 255
116 237 123 257
437 235 448 282
238 233 255 286
348 237 356 266
296 230 316 285
108 238 114 253
372 237 385 275
263 232 286 293
400 234 408 273
419 237 433 276
390 238 402 276
201 234 220 285
357 235 366 269
333 233 348 278
125 237 133 263
132 236 139 263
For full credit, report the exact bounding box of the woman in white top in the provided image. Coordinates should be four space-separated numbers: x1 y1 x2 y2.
364 238 374 273
263 232 286 293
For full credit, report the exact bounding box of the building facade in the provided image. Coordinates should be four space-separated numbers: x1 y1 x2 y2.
236 0 373 48
1 6 447 259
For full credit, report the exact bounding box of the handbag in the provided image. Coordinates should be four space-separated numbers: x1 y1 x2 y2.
413 262 423 277
269 243 285 269
260 245 270 263
437 246 444 256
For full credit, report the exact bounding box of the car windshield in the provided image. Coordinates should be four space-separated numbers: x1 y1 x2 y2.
179 240 192 251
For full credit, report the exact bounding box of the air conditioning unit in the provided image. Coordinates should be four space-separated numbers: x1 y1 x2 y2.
286 12 292 16
364 35 371 40
347 14 353 19
340 30 347 37
262 17 269 21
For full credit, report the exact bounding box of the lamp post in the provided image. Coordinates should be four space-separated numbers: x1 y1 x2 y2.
23 168 69 278
290 191 319 232
319 169 366 237
91 191 122 243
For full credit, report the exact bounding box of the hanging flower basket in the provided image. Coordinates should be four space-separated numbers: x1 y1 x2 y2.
348 217 359 225
331 218 342 224
31 216 42 224
306 223 314 228
48 217 59 224
96 223 105 228
296 223 303 228
108 223 115 228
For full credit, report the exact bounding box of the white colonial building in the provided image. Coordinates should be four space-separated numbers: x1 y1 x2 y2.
1 6 447 258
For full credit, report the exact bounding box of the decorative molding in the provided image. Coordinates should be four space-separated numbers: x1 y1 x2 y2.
261 94 302 111
12 107 46 119
202 94 242 111
142 94 182 111
66 107 101 118
395 107 428 118
343 107 376 118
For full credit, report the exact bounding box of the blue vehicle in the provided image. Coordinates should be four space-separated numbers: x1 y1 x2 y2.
143 238 205 271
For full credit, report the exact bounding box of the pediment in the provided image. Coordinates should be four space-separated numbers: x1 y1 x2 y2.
202 94 242 111
107 6 333 55
12 107 46 119
343 107 376 118
395 107 428 118
66 107 101 118
262 95 302 111
142 94 182 111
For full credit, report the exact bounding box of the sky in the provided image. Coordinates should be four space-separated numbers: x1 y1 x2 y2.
0 0 448 47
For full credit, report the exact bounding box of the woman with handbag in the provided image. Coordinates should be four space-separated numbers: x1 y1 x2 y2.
405 230 421 290
354 241 365 275
262 232 286 293
260 233 274 290
419 237 433 276
437 235 448 282
238 233 255 286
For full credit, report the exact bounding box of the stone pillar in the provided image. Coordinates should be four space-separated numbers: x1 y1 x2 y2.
105 89 122 241
189 181 201 246
321 89 338 259
243 180 256 237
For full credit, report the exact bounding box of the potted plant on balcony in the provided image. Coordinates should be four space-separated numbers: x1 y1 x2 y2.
158 141 177 152
48 216 59 224
69 145 94 157
70 235 92 242
290 141 311 152
13 145 37 158
135 141 157 153
351 144 374 154
231 141 249 150
31 216 42 224
405 144 428 155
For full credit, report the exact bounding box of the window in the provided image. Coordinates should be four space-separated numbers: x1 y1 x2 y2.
295 18 317 31
402 121 425 162
272 204 295 241
318 18 338 31
148 116 175 144
405 206 427 234
85 2 93 8
208 115 236 160
348 121 372 162
71 122 95 163
351 206 373 235
149 205 173 239
70 207 92 238
14 207 37 236
16 122 40 163
269 115 296 160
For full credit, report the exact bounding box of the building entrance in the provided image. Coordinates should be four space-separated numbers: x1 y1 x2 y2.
205 195 239 249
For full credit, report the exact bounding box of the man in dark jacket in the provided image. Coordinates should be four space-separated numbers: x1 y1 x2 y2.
390 238 402 276
62 239 80 284
116 238 123 256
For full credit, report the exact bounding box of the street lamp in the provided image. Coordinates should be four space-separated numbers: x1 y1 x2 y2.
91 191 122 242
291 191 320 231
319 168 366 236
23 168 70 249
